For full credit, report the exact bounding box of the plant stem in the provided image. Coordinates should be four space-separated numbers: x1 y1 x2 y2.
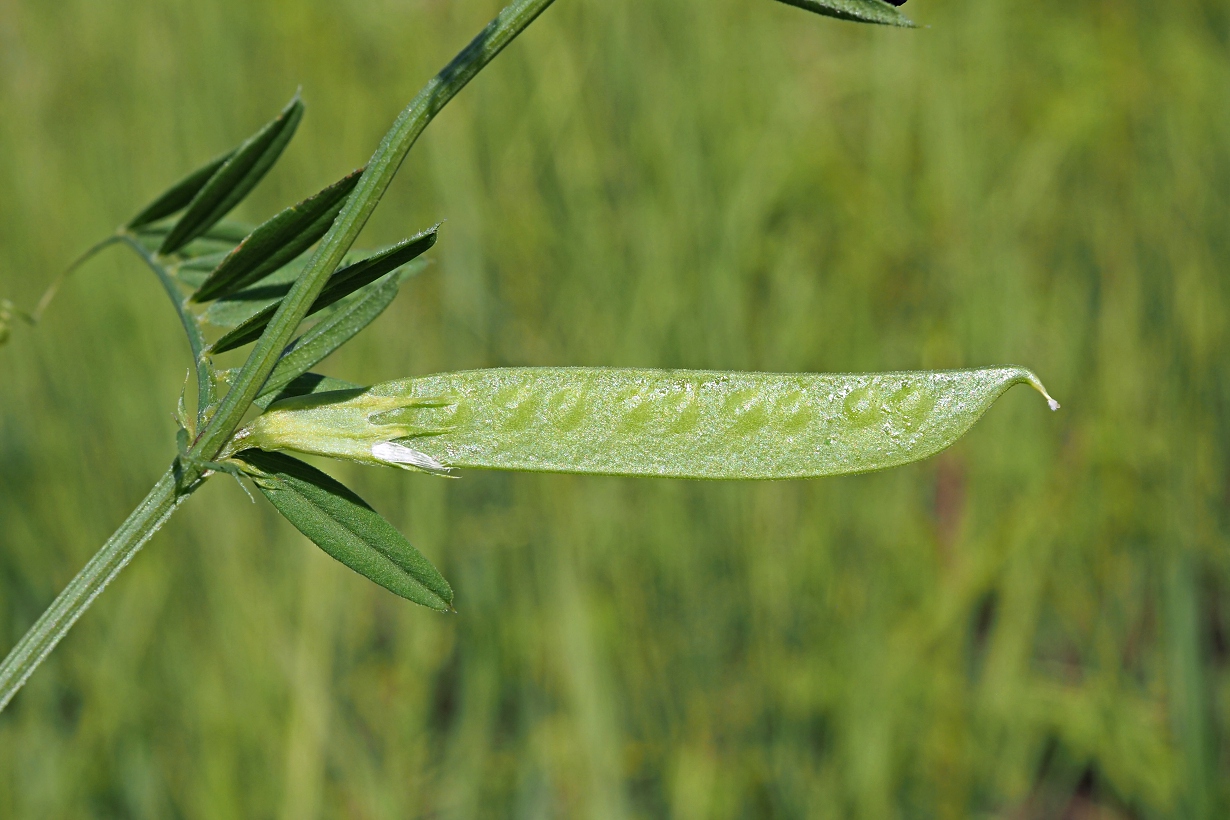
0 466 190 712
0 0 557 713
190 0 558 464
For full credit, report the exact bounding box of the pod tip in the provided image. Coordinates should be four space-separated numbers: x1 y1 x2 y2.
1023 371 1061 411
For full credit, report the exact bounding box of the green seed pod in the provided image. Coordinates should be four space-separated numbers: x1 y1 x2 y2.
235 366 1058 480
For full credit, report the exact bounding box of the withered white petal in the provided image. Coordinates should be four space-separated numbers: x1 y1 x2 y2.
372 441 451 475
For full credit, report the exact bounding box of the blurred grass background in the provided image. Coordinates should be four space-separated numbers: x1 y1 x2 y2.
1 0 1228 816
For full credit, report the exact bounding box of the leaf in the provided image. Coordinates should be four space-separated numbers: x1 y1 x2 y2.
192 168 365 303
173 250 235 289
193 221 259 246
177 250 235 273
186 0 595 486
210 227 437 354
240 367 1059 479
132 220 255 258
774 0 916 27
158 94 305 256
201 249 404 329
200 261 307 326
126 150 236 230
257 270 410 402
256 373 360 410
215 369 357 407
234 450 453 610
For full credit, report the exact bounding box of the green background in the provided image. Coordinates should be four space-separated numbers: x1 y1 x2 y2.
1 0 1227 816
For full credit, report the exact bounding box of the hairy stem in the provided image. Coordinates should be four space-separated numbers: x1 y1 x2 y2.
0 466 190 712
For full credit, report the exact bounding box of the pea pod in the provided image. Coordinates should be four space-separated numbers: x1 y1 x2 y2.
233 367 1059 480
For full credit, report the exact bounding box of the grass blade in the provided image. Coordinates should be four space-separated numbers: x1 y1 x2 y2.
234 450 453 610
126 150 235 230
210 228 436 353
241 367 1059 479
158 94 305 255
774 0 915 27
192 168 365 303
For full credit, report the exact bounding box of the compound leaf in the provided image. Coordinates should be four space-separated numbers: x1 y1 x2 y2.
132 220 254 257
200 262 306 327
235 449 452 610
126 150 235 230
257 270 411 401
201 250 409 328
159 94 305 255
210 227 436 354
193 168 364 302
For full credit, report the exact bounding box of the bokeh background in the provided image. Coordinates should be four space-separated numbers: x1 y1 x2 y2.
1 0 1228 816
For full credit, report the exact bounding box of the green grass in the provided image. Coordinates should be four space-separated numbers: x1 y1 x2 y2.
1 0 1228 816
